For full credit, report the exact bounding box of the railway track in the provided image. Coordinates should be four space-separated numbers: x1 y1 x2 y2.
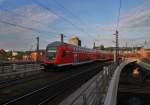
1 61 111 105
0 61 111 89
0 71 52 89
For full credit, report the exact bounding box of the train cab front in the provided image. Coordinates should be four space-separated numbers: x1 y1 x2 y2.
44 41 61 70
44 55 57 69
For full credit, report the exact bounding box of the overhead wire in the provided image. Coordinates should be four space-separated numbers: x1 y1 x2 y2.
116 0 122 30
33 0 94 39
0 0 97 45
51 0 94 38
0 19 39 32
0 4 60 37
0 19 58 36
32 0 84 32
0 3 74 42
0 5 46 26
0 5 59 36
52 0 85 25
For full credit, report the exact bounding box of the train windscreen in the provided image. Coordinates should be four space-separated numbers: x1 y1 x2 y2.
46 46 57 60
46 41 62 60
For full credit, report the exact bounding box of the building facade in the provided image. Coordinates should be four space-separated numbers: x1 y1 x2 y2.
69 36 81 46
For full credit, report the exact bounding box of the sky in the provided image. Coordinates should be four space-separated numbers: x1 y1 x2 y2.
0 0 150 50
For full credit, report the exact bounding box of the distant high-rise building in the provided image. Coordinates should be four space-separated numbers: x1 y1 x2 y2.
69 36 81 46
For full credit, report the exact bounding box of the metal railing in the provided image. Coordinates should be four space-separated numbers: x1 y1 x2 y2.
67 63 118 105
0 62 43 80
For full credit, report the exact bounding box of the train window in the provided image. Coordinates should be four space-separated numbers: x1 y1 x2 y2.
47 50 56 60
46 46 57 60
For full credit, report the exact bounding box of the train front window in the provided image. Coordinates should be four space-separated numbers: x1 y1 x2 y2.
46 47 57 60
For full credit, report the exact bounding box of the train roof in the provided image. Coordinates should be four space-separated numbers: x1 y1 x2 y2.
47 41 113 53
47 41 79 47
47 41 63 47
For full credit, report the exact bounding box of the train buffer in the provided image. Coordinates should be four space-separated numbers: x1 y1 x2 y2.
59 59 139 105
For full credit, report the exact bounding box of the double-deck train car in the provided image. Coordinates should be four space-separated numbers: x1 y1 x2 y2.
44 41 114 69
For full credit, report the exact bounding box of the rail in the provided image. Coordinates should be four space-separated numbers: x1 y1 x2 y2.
0 61 43 64
2 63 102 105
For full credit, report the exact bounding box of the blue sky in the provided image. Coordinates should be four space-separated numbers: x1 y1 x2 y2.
0 0 150 50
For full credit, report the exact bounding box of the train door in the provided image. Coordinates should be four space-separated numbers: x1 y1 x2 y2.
73 48 78 64
73 53 78 63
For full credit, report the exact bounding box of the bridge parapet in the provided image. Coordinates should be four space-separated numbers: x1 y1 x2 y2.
104 59 137 105
59 59 137 105
59 63 118 105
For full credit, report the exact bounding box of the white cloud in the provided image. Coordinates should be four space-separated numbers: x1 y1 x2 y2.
0 4 58 34
95 2 150 48
98 2 150 33
0 4 58 50
119 2 150 30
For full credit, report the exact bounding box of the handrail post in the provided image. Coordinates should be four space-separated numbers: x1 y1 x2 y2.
95 78 99 104
82 94 87 105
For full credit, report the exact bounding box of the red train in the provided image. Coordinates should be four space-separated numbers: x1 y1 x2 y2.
44 41 114 69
